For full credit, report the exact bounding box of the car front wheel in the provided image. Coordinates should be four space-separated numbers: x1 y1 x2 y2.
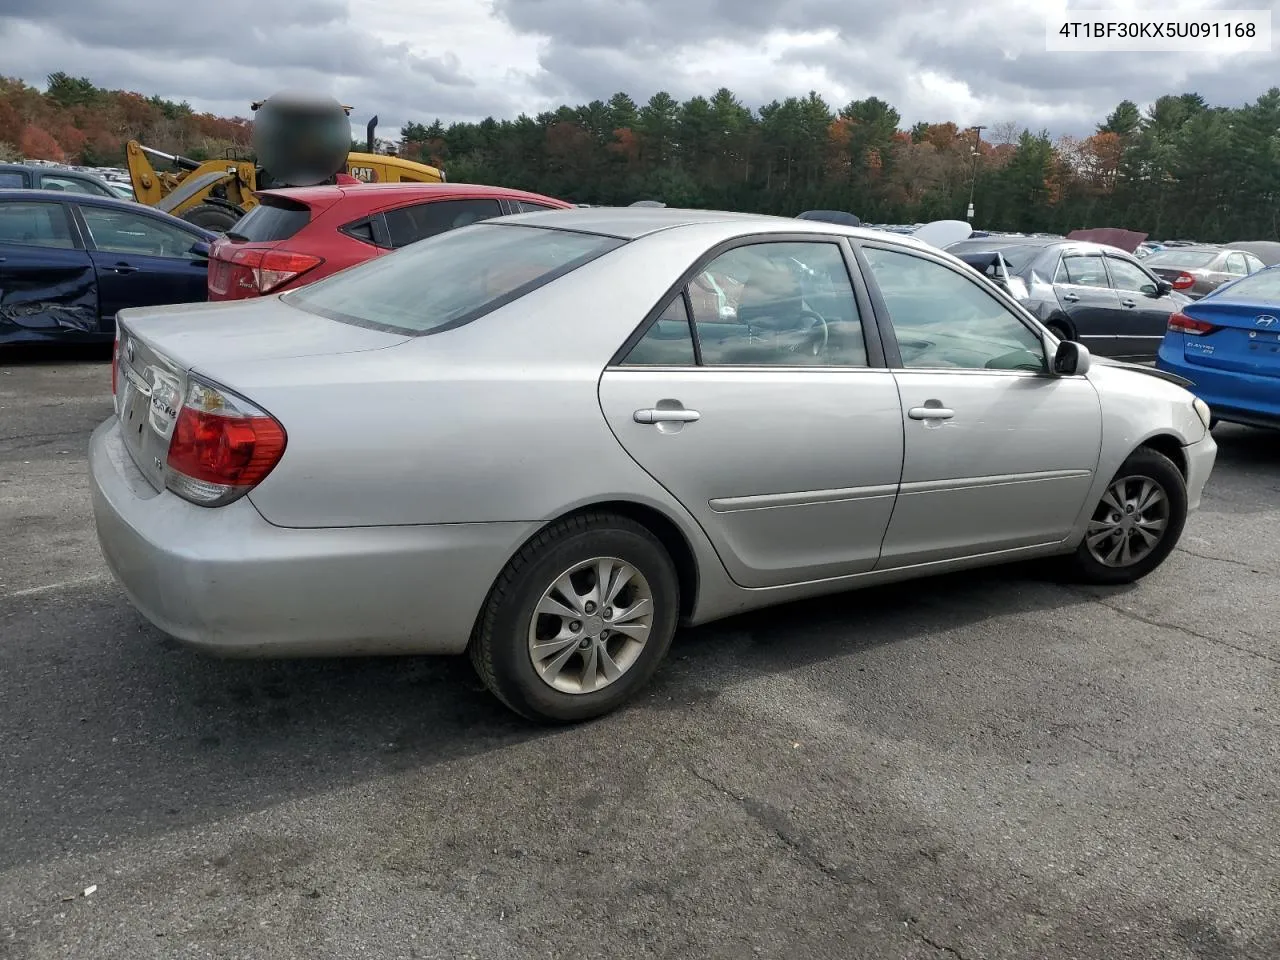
1065 447 1188 585
469 512 680 723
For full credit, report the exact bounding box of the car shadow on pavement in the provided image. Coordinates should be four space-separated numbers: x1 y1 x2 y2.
0 562 1098 871
1209 423 1280 469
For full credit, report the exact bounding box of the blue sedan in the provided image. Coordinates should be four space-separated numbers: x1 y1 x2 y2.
1156 265 1280 430
0 190 214 345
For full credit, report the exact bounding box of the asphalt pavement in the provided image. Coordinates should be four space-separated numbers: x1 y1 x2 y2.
2 348 1277 960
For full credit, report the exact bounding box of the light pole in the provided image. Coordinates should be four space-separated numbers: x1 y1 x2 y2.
967 125 986 222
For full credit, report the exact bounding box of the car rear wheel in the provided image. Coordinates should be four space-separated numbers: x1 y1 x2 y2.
469 512 680 723
1064 447 1188 585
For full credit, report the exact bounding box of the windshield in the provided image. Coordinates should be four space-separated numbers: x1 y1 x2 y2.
1145 249 1217 269
285 223 625 335
1210 267 1280 303
945 241 1042 274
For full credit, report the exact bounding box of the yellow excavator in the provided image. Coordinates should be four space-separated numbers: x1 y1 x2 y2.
126 93 446 231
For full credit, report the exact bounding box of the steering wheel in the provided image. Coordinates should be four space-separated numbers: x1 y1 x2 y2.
785 309 830 357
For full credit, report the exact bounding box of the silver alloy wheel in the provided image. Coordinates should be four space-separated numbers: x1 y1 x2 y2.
1086 474 1171 568
527 557 655 695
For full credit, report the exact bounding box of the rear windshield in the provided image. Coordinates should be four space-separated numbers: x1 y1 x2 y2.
945 241 1042 274
284 223 625 335
1145 249 1217 269
1210 267 1280 303
229 197 311 242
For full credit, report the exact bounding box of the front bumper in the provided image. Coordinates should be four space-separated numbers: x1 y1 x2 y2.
89 418 537 657
1182 430 1217 513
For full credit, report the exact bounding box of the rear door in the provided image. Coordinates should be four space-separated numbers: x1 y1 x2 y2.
380 198 505 248
0 198 99 339
1052 251 1124 355
598 235 905 588
1103 253 1178 360
75 204 208 328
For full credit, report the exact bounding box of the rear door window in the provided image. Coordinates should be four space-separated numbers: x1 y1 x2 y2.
1055 254 1108 287
383 198 504 248
0 172 28 189
230 197 311 242
43 175 113 197
0 200 76 248
1226 253 1248 276
515 200 561 213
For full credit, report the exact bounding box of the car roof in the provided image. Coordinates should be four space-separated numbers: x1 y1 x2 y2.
0 189 214 232
260 182 570 206
492 205 940 246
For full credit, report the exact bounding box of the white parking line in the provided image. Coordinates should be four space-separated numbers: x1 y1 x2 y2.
1 574 112 600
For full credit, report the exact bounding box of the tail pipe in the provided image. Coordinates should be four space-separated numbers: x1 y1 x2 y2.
366 116 378 154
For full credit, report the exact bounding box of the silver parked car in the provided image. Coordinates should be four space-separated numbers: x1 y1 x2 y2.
91 208 1218 723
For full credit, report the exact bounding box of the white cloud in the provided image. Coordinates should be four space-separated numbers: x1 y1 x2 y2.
0 0 1276 141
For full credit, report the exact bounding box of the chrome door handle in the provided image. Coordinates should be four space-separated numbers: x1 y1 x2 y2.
634 408 701 424
1121 298 1136 307
908 406 955 421
1061 292 1080 302
112 263 139 274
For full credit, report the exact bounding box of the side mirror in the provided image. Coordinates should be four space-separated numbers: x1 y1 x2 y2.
189 240 210 259
1052 339 1091 376
1156 279 1173 296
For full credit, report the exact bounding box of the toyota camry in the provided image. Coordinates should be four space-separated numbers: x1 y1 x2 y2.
91 207 1218 723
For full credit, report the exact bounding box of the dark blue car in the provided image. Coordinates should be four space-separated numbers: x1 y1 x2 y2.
0 190 214 345
1156 265 1280 430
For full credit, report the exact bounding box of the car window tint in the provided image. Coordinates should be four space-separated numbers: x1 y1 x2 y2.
0 200 75 249
285 222 624 335
516 200 560 213
622 296 696 366
340 218 377 244
231 197 310 242
1057 254 1108 287
1226 253 1248 275
80 206 196 258
688 241 867 367
43 175 112 197
383 198 504 248
862 246 1046 372
1106 257 1157 293
0 172 26 188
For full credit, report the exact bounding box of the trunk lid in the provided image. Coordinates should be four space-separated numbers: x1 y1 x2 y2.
1178 298 1280 378
114 297 409 491
210 191 333 300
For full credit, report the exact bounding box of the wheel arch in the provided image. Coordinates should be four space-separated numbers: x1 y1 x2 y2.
1136 432 1188 479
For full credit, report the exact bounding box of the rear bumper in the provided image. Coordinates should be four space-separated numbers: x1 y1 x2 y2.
89 417 538 657
1157 345 1280 429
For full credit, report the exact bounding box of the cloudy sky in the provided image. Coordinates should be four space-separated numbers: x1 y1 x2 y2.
0 0 1276 139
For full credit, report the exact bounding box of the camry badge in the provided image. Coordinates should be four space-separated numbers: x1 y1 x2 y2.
1255 315 1277 327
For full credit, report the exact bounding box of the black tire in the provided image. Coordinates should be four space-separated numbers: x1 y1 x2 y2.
1046 320 1073 341
182 203 243 232
468 512 680 723
1063 447 1188 585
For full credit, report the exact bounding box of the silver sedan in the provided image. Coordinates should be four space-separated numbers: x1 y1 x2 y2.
90 207 1218 723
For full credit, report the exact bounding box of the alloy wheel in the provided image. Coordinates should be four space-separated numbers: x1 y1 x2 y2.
527 557 654 695
1085 474 1171 568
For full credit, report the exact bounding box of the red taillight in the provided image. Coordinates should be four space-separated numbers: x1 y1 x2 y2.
1168 312 1219 336
226 247 324 295
165 379 287 507
1171 271 1196 290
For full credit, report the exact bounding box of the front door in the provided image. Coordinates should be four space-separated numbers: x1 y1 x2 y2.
599 238 904 589
857 243 1103 569
76 204 208 330
1103 253 1180 360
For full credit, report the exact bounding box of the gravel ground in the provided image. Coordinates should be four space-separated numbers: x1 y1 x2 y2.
1 347 1277 960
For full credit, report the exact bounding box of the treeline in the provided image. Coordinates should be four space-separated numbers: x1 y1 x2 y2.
3 73 1278 241
0 73 249 167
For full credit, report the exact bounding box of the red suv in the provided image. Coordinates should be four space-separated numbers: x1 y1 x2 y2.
208 183 573 300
